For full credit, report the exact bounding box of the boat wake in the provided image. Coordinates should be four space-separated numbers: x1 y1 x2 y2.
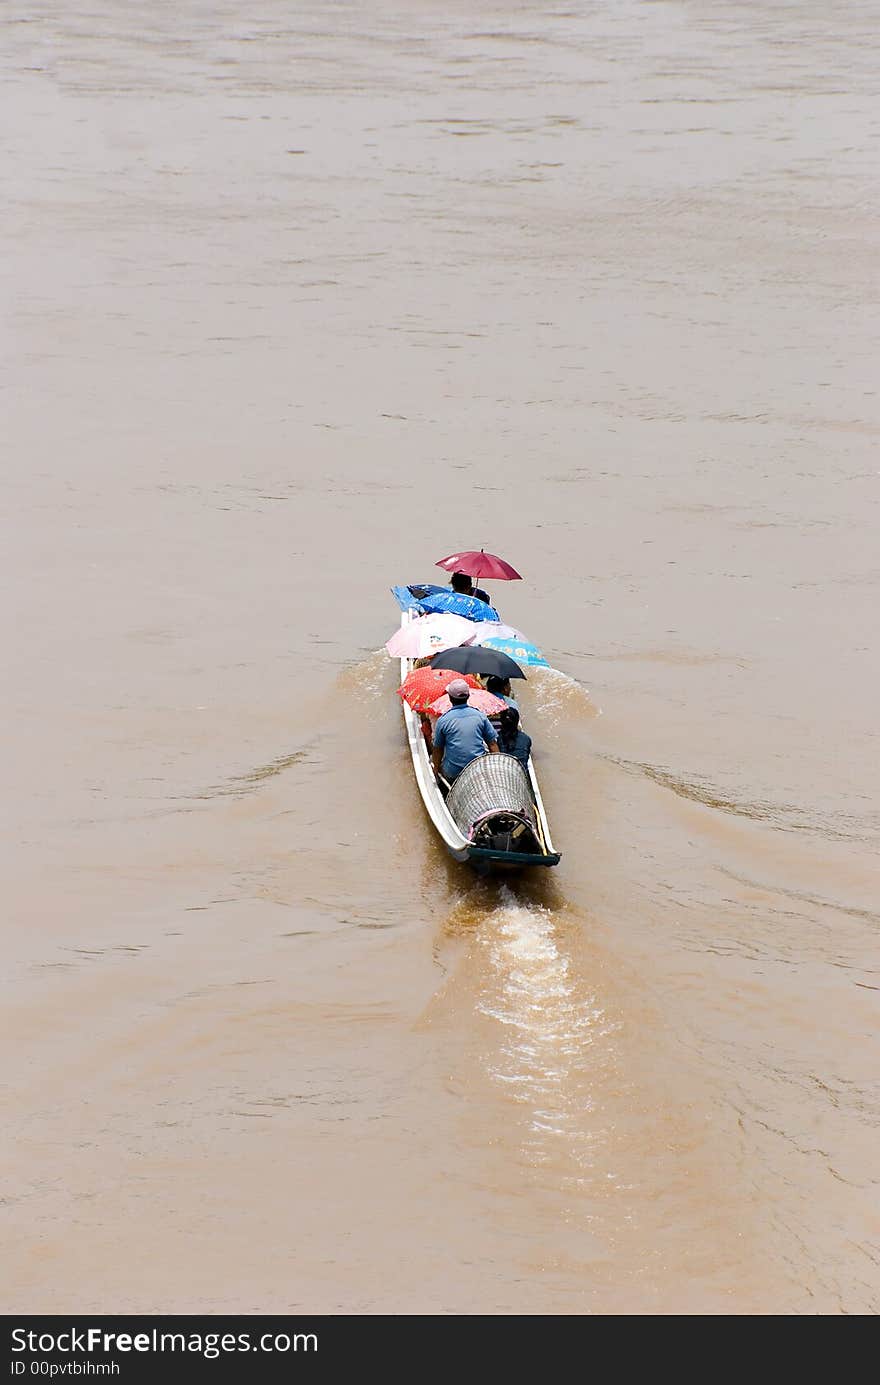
336 648 394 698
442 884 616 1185
528 666 602 727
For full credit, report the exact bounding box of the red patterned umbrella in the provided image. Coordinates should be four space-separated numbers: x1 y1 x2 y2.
435 549 522 581
397 666 481 713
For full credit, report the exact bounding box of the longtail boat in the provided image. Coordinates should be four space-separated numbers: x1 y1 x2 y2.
392 585 561 872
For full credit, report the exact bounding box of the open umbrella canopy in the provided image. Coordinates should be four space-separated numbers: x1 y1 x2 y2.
418 590 500 623
397 666 481 713
385 613 477 659
427 688 507 718
435 549 522 582
466 621 530 646
475 635 549 669
428 646 526 681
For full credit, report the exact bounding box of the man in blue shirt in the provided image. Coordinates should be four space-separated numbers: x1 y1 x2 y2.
431 679 499 782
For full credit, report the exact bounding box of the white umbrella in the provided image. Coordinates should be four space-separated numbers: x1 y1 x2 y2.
466 621 530 646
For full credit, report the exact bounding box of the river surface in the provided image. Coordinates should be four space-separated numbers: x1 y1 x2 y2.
3 0 879 1314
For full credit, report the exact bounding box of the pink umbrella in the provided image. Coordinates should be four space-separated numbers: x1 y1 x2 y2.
385 613 478 659
427 688 507 718
435 549 522 581
466 621 530 646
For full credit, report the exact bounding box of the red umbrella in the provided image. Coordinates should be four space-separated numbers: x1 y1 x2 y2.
397 666 481 713
435 549 522 582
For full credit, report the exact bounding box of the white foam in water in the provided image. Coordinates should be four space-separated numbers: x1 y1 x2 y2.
477 888 607 1164
528 666 602 726
336 649 393 698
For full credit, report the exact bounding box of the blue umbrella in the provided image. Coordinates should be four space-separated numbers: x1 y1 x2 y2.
418 590 500 623
476 635 549 668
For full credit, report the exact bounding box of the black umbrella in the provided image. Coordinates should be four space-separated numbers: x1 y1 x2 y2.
429 646 526 680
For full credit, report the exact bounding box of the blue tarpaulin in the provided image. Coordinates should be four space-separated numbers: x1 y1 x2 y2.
390 585 423 612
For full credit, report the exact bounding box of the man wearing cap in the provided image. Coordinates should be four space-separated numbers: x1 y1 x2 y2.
431 679 499 784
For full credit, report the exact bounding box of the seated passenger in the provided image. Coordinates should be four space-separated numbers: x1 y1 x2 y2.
431 679 499 783
485 675 520 714
451 570 491 605
496 707 532 770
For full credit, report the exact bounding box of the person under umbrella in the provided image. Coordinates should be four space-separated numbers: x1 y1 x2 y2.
438 549 521 614
450 570 491 606
430 678 499 785
485 675 520 714
435 550 522 583
496 706 532 771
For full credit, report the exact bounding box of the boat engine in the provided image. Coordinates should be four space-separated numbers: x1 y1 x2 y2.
446 753 542 855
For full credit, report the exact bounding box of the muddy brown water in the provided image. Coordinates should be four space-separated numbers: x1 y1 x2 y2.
3 1 878 1314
